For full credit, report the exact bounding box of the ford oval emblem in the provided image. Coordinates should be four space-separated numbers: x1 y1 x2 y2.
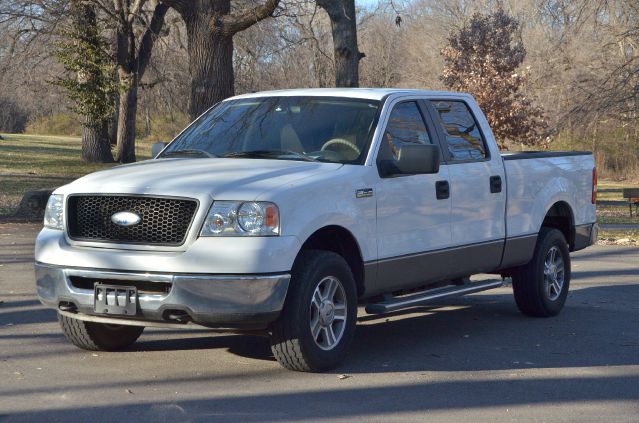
111 211 141 227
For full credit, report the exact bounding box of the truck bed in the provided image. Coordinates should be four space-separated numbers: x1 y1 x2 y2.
502 150 596 241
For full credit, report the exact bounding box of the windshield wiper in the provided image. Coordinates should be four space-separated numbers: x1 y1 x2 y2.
161 149 218 158
224 150 318 162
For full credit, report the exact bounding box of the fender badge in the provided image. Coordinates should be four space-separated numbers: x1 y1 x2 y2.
356 188 374 198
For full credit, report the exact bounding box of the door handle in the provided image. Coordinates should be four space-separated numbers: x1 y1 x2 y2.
490 175 502 193
436 180 450 200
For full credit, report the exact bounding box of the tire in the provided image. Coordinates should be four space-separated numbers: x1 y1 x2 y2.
512 227 571 317
269 250 358 372
58 313 144 351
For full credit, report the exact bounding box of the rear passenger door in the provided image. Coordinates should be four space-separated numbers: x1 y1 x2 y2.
373 100 452 294
426 99 506 273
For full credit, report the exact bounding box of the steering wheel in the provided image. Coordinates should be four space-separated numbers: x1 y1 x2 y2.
320 138 361 160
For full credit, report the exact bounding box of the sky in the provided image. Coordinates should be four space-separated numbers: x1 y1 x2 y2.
356 0 382 10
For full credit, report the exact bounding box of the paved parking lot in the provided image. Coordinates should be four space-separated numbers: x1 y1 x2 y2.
1 223 638 422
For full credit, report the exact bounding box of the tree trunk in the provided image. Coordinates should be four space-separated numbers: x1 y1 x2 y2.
113 1 167 163
108 95 119 145
164 0 278 119
72 1 115 163
81 120 114 163
185 14 234 120
317 0 364 87
115 73 138 163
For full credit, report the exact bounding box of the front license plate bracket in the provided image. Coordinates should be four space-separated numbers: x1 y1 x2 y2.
94 284 137 316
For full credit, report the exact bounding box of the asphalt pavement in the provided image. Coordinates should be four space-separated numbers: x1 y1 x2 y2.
1 223 638 422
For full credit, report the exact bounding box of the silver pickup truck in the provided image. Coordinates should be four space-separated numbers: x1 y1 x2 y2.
36 89 597 371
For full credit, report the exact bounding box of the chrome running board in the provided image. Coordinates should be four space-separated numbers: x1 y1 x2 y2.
365 279 504 314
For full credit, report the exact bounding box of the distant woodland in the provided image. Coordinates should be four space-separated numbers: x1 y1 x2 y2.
1 0 637 178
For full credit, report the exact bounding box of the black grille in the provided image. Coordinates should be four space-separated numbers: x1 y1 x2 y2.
67 195 198 245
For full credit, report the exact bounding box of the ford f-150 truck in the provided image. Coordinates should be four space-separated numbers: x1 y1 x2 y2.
35 88 597 372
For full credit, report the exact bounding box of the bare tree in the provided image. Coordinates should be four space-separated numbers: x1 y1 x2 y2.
94 0 169 162
162 0 280 119
0 1 64 118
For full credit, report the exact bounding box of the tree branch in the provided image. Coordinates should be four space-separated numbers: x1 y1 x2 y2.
159 0 188 16
137 1 167 78
216 0 280 37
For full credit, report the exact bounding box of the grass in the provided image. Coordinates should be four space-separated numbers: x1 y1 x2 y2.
0 133 154 217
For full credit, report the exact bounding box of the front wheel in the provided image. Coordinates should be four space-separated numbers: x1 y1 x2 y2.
512 228 571 317
58 313 144 351
269 250 357 372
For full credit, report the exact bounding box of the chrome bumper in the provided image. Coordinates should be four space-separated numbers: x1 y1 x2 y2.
35 263 290 329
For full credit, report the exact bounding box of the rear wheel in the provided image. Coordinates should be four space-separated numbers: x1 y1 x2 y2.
269 250 357 372
58 313 144 351
512 228 571 317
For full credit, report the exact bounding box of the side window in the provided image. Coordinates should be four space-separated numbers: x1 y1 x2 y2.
379 101 432 161
432 100 486 161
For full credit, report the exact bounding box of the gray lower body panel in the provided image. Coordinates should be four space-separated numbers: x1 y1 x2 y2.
365 240 504 297
35 263 290 329
574 223 597 251
499 234 537 269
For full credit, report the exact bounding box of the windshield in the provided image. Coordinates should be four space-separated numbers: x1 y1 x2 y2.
160 96 380 164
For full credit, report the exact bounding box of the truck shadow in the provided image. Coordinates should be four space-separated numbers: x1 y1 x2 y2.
4 283 638 372
131 283 639 372
342 283 639 373
136 332 273 361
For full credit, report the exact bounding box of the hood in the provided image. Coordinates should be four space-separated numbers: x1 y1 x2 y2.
59 158 343 200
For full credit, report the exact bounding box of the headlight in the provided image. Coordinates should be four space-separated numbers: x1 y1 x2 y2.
200 201 279 236
44 194 64 230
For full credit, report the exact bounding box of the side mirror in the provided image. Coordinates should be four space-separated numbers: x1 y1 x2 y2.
381 144 441 177
152 142 168 158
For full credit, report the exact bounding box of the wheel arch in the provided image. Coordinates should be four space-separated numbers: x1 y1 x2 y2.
296 225 366 297
542 201 576 250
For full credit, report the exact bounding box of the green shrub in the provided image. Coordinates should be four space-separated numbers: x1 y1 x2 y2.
26 113 81 136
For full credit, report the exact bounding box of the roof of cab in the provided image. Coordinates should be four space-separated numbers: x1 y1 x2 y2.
228 88 471 101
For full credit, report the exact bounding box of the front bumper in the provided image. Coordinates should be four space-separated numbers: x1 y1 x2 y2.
35 263 290 329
